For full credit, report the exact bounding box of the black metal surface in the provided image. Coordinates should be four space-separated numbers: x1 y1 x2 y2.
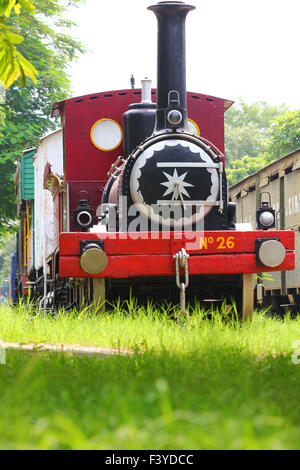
148 1 195 132
228 202 236 229
80 240 105 256
256 205 276 230
123 103 156 157
119 134 230 231
136 143 213 211
107 273 242 309
73 195 94 231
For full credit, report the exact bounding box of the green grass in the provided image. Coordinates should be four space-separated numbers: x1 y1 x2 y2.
1 300 300 356
1 302 300 449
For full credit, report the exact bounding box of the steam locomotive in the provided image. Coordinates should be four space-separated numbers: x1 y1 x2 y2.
13 1 295 318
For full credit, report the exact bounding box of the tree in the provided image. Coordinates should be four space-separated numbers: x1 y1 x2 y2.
224 99 297 185
0 0 38 88
264 110 300 163
226 156 263 186
225 99 288 166
0 0 85 234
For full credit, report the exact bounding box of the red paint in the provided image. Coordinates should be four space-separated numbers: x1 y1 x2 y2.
60 252 294 279
62 90 227 181
60 231 295 256
59 230 295 279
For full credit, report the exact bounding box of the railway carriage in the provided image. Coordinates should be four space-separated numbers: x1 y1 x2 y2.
230 148 300 313
12 1 295 318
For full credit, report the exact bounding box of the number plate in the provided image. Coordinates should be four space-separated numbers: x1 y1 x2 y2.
199 235 235 250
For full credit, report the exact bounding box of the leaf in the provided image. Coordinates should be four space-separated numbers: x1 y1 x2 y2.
0 0 35 17
17 51 38 81
18 0 35 14
1 0 17 17
13 2 21 14
0 30 38 87
4 63 20 89
5 31 24 44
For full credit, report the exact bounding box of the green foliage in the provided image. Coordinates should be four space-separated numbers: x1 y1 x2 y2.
226 155 264 185
0 0 38 88
0 0 85 235
264 110 300 163
0 0 34 17
225 98 287 165
225 122 266 164
225 99 300 185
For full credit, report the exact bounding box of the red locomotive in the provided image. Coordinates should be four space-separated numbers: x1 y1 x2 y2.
14 1 295 318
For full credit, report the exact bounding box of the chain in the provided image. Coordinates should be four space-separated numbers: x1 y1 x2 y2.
173 248 189 324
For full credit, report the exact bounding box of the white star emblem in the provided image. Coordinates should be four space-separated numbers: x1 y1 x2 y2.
160 169 194 200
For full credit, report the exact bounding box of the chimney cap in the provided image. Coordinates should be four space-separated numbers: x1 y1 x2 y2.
148 1 195 11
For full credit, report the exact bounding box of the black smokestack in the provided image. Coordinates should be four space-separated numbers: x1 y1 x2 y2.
148 1 195 133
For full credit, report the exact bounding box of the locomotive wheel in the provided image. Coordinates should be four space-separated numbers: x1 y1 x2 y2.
242 274 254 320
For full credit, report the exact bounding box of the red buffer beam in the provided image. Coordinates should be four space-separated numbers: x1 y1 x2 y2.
59 230 295 279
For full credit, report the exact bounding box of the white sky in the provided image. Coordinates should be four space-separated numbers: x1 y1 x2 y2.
67 0 300 109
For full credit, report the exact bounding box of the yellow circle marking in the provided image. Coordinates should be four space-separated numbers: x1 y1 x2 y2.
188 118 200 136
90 118 123 152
